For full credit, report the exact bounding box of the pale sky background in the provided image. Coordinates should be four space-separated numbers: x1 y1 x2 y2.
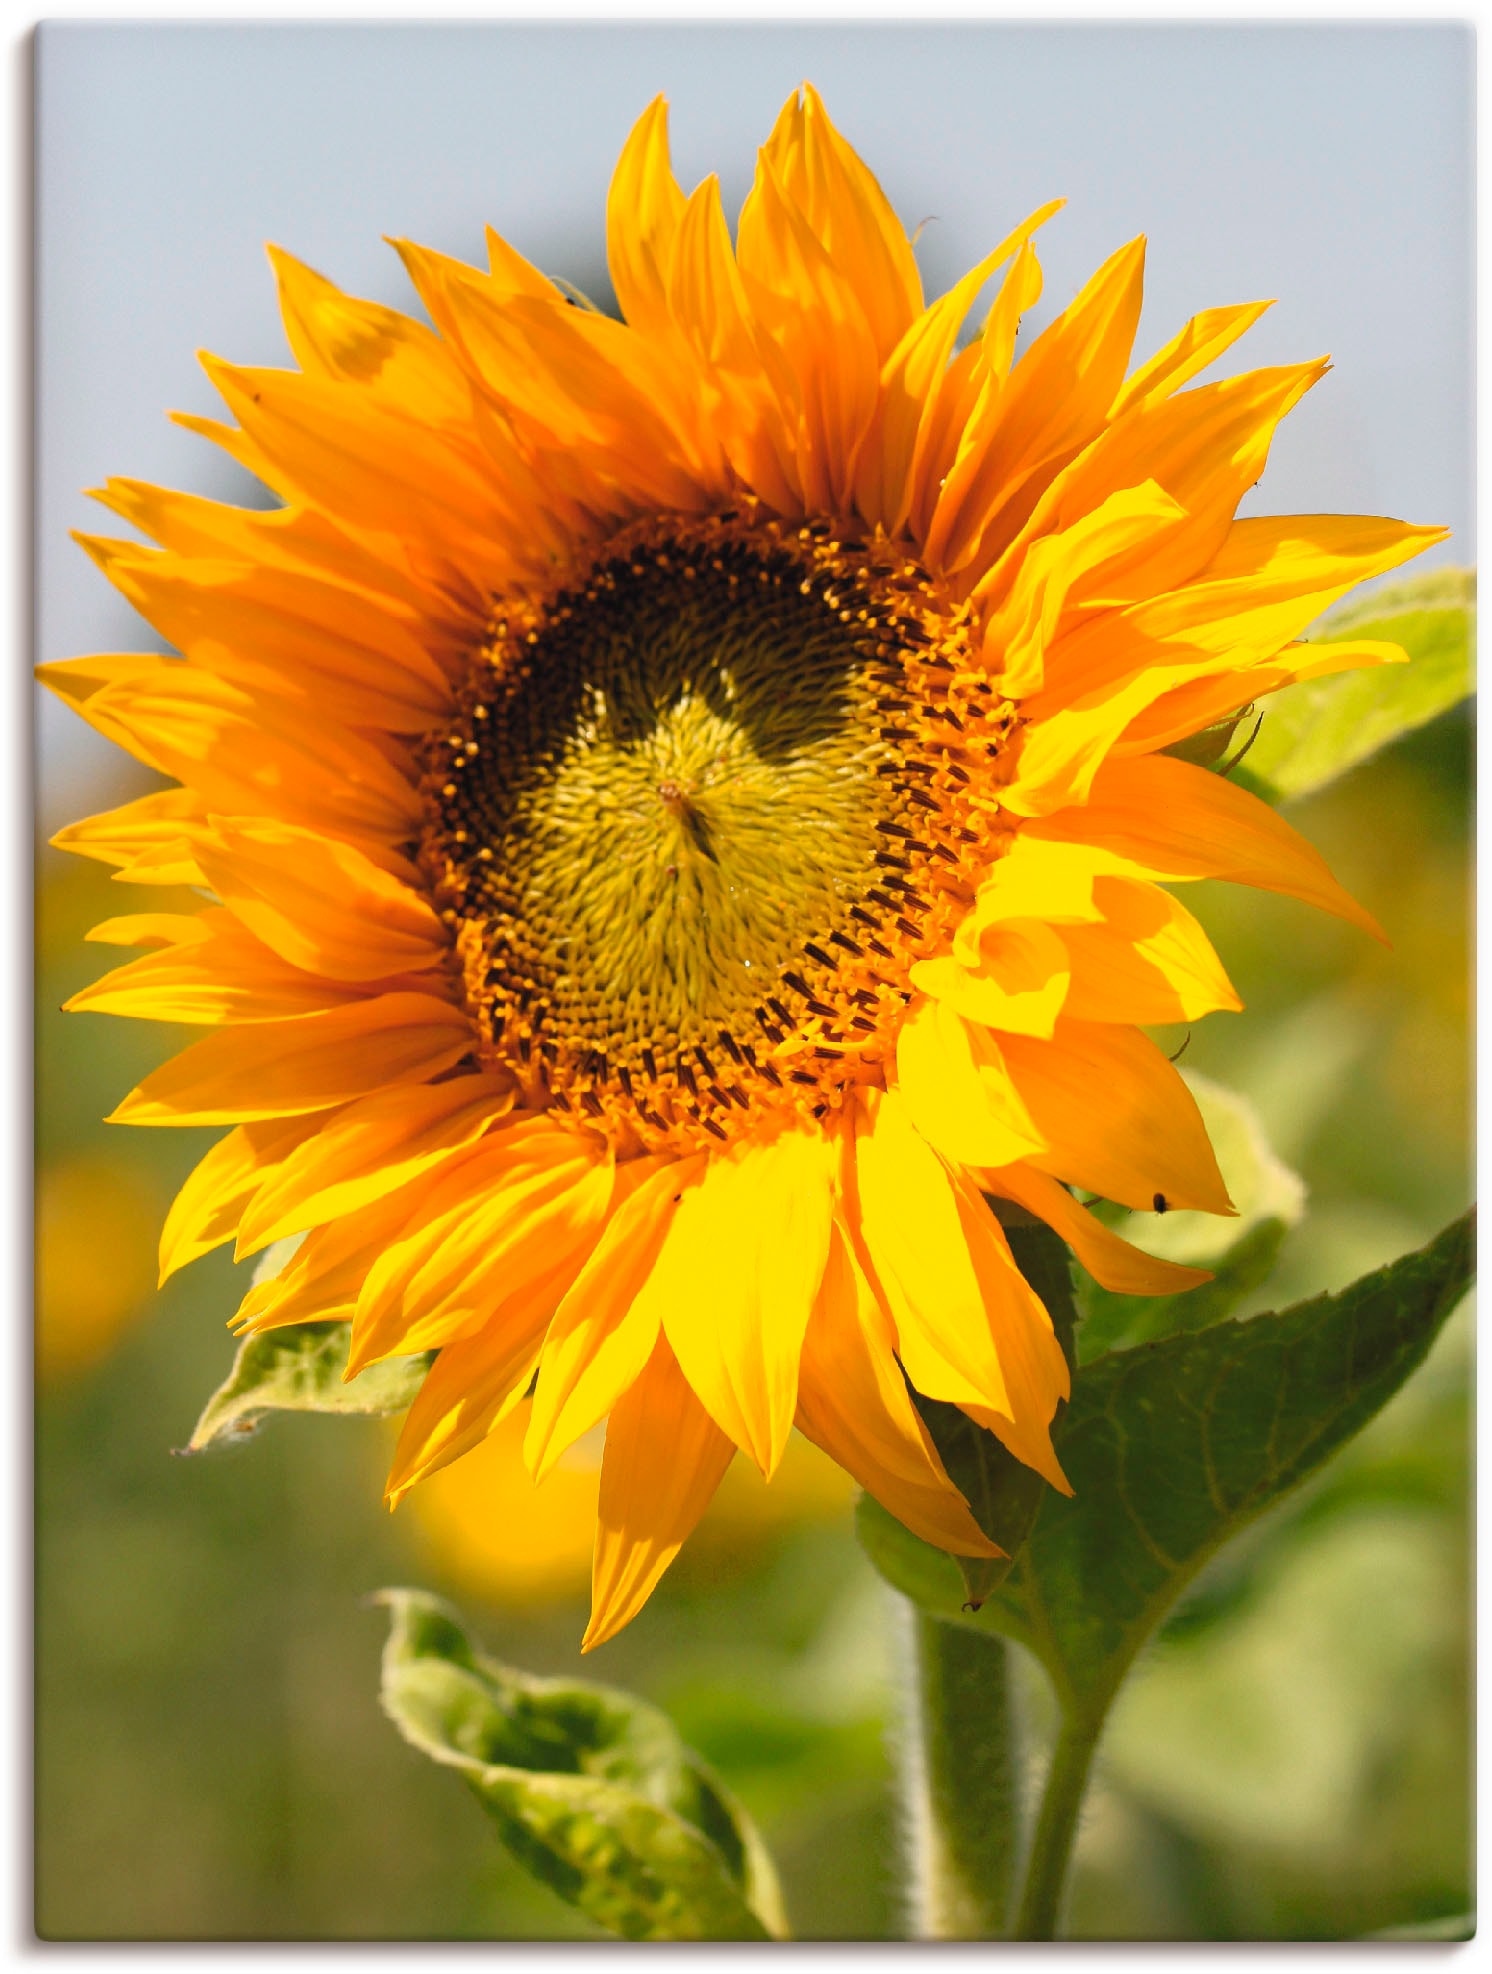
35 21 1474 827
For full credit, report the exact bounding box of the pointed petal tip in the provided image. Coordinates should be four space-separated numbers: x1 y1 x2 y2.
956 1529 1005 1561
580 1585 642 1655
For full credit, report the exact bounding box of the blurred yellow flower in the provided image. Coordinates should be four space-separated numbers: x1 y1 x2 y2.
37 1151 160 1382
410 1408 854 1611
45 85 1440 1648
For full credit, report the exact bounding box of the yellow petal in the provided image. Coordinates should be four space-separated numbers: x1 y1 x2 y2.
234 1184 425 1335
85 912 209 949
79 664 422 861
977 480 1188 697
926 236 1147 579
795 85 924 359
737 148 881 514
108 992 475 1125
202 356 514 580
38 648 180 773
267 243 473 422
857 202 1064 534
979 360 1328 622
656 1124 836 1477
583 1333 736 1652
954 837 1107 956
908 925 1074 1038
850 1090 1071 1491
896 993 1047 1165
79 533 452 732
665 173 800 513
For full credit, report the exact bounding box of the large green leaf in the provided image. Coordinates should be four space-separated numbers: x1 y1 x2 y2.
860 1213 1474 1722
376 1589 786 1942
985 1210 1473 1719
185 1321 431 1453
1233 567 1474 807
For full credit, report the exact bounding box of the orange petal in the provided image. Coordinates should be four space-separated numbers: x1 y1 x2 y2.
158 1113 327 1283
1024 752 1384 939
350 1134 615 1371
108 993 475 1125
979 1161 1212 1298
1057 877 1242 1025
524 1156 701 1480
385 1315 549 1507
606 96 686 340
193 818 448 981
583 1332 735 1652
998 1020 1233 1215
65 907 377 1025
796 1225 1000 1556
236 1072 515 1256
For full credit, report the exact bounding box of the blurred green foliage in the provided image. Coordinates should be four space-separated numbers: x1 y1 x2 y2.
36 665 1471 1938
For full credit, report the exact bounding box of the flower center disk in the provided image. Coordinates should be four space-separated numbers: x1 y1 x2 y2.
423 511 1007 1152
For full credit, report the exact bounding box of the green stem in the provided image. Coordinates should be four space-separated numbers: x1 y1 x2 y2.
896 1603 1022 1940
1011 1713 1101 1940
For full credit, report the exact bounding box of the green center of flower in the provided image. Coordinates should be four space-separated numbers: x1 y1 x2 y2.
423 510 1007 1151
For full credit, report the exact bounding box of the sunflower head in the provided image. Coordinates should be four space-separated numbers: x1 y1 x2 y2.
46 85 1443 1650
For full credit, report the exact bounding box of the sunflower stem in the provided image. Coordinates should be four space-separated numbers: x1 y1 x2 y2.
896 1602 1023 1940
1010 1712 1100 1940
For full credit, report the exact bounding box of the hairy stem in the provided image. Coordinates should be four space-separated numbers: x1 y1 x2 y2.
895 1602 1023 1939
1011 1713 1101 1940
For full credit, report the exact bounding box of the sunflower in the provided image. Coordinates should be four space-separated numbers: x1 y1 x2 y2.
45 88 1442 1651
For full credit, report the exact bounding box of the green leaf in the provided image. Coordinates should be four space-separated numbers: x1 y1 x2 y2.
855 1493 985 1630
860 1214 1473 1738
376 1589 786 1942
1232 567 1474 806
1075 1072 1304 1361
982 1210 1474 1722
185 1320 431 1453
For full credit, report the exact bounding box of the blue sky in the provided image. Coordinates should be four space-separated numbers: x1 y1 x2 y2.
35 21 1473 822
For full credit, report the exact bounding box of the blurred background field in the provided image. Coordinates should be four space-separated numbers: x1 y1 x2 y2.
36 686 1472 1941
34 21 1472 1944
